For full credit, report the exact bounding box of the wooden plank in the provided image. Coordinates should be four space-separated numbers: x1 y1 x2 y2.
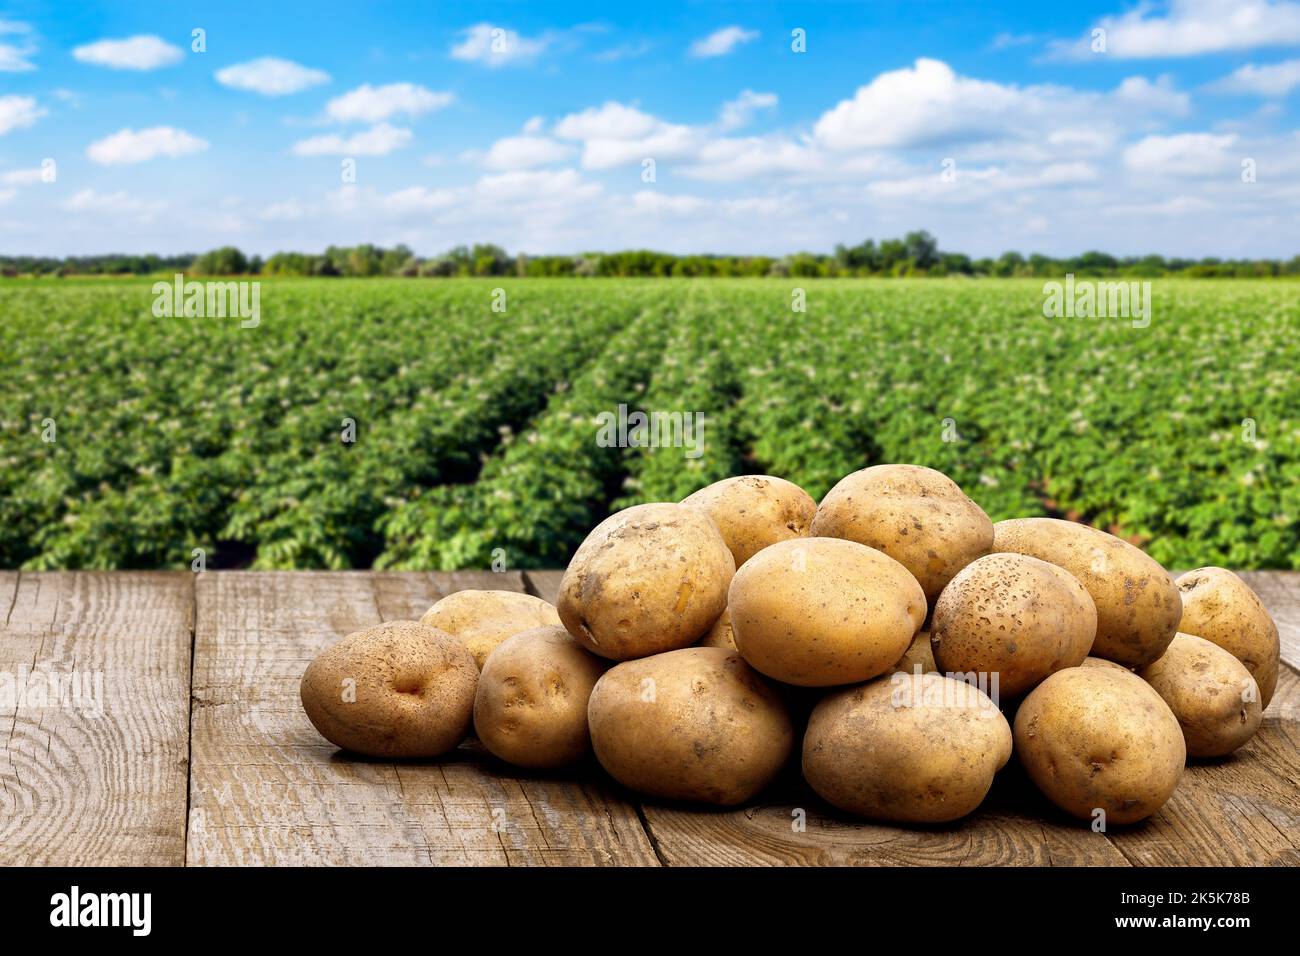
1237 571 1300 670
188 571 659 866
636 763 1131 866
638 668 1300 866
523 569 564 606
0 571 193 866
1102 663 1300 865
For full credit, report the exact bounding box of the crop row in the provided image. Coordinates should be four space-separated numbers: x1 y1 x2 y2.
1 278 1296 570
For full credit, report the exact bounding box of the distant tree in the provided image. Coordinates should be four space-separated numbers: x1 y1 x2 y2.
192 246 249 275
994 251 1024 277
904 230 939 270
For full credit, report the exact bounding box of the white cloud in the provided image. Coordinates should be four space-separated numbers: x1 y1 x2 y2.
1210 58 1300 96
1051 0 1300 59
0 17 36 72
87 126 208 165
292 123 412 156
815 59 1037 150
61 189 163 216
814 58 1185 153
631 191 709 216
259 200 306 221
450 23 550 66
1115 75 1189 114
554 102 661 140
216 57 330 95
476 168 599 202
1103 195 1214 216
0 167 45 185
72 35 183 70
1123 133 1240 176
554 101 697 169
1047 126 1118 153
690 26 758 58
381 186 457 212
325 83 453 123
0 95 45 135
483 135 574 169
682 136 822 181
718 90 777 131
0 187 14 204
593 40 652 62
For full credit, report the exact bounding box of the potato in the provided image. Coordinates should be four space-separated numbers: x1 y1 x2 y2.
420 590 561 670
681 474 816 567
931 553 1096 698
1175 567 1280 708
803 673 1012 823
587 647 793 805
697 607 737 651
1014 666 1185 824
300 620 478 759
1138 632 1262 758
891 630 938 676
1082 656 1129 671
729 537 925 687
810 464 992 602
992 518 1180 669
558 502 734 661
472 625 607 768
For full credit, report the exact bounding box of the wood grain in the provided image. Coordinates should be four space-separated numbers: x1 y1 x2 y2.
523 570 564 605
0 571 193 866
3 569 1294 867
187 571 658 866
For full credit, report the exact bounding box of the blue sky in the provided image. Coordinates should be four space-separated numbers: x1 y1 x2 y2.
2 0 1299 257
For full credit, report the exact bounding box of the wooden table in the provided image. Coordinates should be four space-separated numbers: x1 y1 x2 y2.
1 569 1297 866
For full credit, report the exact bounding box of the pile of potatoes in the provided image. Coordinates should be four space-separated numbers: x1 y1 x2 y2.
300 465 1281 827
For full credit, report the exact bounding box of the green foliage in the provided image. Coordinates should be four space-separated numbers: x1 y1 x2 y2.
0 278 1296 571
7 236 1299 280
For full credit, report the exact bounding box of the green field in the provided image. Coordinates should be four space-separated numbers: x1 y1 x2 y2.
2 277 1297 571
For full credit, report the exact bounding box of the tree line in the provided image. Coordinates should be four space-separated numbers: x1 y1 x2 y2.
3 232 1297 279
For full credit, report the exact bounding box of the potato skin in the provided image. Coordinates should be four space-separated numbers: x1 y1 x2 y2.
1082 656 1129 671
931 553 1096 698
558 502 735 661
300 620 478 759
697 607 737 651
992 518 1180 669
1175 568 1280 709
420 590 561 670
473 625 608 768
810 464 992 602
681 474 816 568
1138 632 1262 758
803 674 1012 823
1014 667 1185 824
729 537 926 687
891 630 938 676
587 647 793 806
